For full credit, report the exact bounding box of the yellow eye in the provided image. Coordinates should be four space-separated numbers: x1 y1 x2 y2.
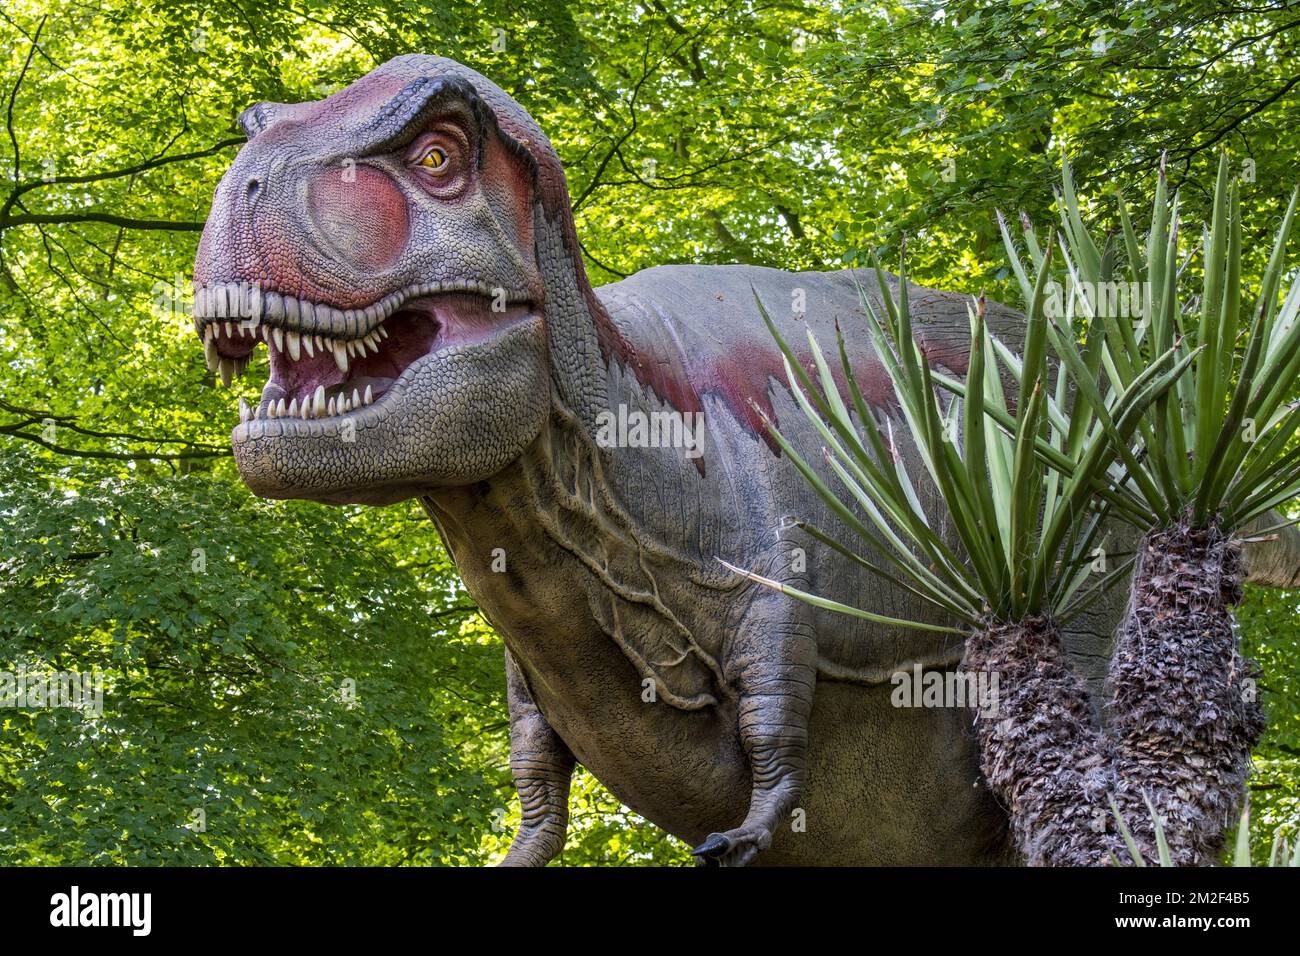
417 146 448 172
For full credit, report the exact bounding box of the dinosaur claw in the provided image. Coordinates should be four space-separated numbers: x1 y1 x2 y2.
691 832 731 859
691 826 773 866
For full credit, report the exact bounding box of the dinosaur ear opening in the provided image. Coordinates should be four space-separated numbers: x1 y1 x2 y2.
238 102 292 139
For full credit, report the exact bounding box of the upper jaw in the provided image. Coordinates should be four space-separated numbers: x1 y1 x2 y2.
193 279 531 356
191 279 535 422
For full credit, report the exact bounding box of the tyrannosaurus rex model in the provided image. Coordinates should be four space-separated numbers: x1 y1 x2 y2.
192 55 1298 865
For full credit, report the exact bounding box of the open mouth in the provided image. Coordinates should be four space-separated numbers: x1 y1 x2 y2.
192 281 534 424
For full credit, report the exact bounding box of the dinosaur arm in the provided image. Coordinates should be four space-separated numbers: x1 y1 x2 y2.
500 648 576 867
693 531 818 866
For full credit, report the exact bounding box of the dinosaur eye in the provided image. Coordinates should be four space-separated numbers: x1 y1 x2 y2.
416 146 448 173
404 126 469 197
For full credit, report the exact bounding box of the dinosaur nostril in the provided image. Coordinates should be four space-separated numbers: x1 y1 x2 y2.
245 177 262 201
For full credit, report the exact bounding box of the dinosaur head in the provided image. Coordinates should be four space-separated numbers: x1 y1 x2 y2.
193 56 568 504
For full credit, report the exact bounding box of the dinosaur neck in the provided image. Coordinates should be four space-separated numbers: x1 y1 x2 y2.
420 405 730 647
428 206 729 585
534 206 638 433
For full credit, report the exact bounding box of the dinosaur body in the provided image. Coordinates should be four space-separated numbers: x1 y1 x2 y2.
424 264 1039 865
191 55 1288 865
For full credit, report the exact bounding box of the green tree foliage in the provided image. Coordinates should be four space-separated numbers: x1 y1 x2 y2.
0 0 1296 864
0 445 505 864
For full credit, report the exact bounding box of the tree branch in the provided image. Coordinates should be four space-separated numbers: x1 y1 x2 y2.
1 211 206 231
6 15 44 184
0 425 230 462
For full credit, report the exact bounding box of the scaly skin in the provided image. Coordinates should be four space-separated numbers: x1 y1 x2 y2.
192 55 1291 865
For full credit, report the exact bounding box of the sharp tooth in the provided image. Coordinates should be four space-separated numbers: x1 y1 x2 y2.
364 384 373 405
219 358 234 387
332 338 349 373
312 385 325 418
300 398 311 419
313 334 324 352
351 388 361 409
272 327 284 351
376 325 389 339
364 332 379 354
204 336 219 372
287 398 298 418
287 330 301 361
302 334 315 358
327 396 336 417
277 398 288 418
342 395 352 413
238 398 250 423
224 321 234 338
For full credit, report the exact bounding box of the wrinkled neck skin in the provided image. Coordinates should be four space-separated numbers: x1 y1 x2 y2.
421 209 735 659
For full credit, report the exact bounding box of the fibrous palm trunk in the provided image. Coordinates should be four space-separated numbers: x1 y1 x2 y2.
962 524 1265 866
1104 521 1265 865
963 617 1122 865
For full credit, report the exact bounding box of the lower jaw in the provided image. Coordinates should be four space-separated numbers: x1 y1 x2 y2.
229 312 549 502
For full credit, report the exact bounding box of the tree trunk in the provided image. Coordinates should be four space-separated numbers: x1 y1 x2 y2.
962 524 1265 866
1105 522 1265 865
962 617 1122 865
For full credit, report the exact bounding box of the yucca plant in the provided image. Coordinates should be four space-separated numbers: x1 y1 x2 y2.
1111 798 1300 868
998 154 1300 865
735 248 1193 865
